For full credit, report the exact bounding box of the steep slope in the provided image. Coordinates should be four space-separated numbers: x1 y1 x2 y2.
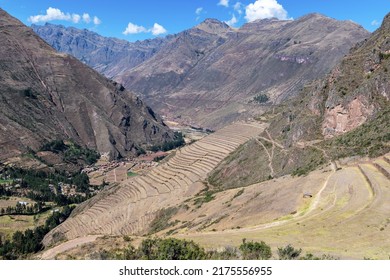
0 9 174 162
209 13 390 189
31 23 171 79
34 15 369 128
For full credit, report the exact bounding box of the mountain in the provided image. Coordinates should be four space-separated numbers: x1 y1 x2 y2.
0 9 174 163
31 23 171 79
208 13 390 190
33 14 370 128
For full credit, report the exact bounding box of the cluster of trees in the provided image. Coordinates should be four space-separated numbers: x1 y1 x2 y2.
99 238 333 260
0 206 74 259
0 201 46 216
150 132 185 152
1 167 93 204
41 140 100 165
0 186 12 197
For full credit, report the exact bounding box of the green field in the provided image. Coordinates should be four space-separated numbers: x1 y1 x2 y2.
0 179 13 185
127 171 138 177
0 209 54 239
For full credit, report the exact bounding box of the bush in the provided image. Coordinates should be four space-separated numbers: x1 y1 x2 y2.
239 239 272 260
277 244 302 260
138 238 206 260
41 140 68 153
207 246 239 260
254 94 270 104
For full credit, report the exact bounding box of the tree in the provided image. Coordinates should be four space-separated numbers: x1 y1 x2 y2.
253 94 269 104
277 244 302 260
239 239 272 260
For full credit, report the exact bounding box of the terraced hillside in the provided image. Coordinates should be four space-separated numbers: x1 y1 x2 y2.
175 153 390 259
42 122 267 246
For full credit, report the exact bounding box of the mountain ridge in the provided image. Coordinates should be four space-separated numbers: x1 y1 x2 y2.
33 14 370 128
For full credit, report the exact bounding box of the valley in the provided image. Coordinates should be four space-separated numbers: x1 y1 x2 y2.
42 122 267 246
36 138 390 260
0 6 389 261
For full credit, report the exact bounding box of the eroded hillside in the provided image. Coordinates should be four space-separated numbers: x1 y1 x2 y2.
0 9 174 162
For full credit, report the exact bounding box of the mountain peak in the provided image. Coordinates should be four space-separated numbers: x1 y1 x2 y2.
381 12 390 30
299 13 328 20
196 18 231 34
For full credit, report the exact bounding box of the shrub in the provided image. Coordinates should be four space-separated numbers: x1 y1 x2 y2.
138 238 206 260
254 94 270 104
277 244 302 260
239 239 272 260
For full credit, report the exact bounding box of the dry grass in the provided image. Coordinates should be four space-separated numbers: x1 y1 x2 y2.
173 154 390 259
0 197 35 210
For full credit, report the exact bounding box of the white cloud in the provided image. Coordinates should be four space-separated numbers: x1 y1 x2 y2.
29 7 72 23
234 2 243 15
72 14 80 23
28 7 101 25
123 22 148 35
82 13 91 23
150 23 167 35
225 14 238 26
245 0 288 22
123 22 167 36
195 7 203 15
218 0 229 7
93 16 101 25
371 19 380 26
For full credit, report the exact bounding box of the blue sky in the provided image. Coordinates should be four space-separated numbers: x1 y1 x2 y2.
0 0 389 41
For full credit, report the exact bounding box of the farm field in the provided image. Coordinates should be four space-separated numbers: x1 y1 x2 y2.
0 209 55 239
0 197 35 210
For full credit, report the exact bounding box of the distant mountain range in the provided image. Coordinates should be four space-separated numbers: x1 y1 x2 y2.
0 9 174 163
33 14 369 128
